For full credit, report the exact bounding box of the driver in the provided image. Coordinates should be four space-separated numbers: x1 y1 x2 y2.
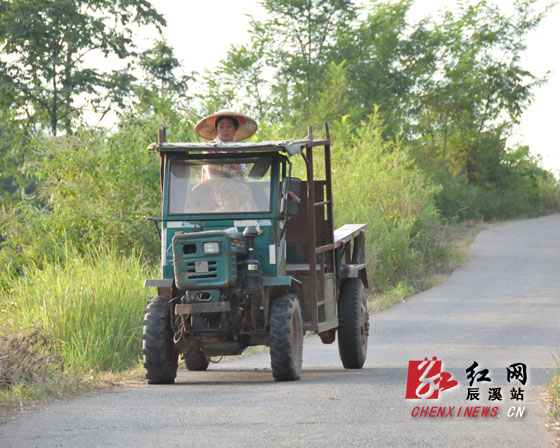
193 111 259 212
195 111 258 180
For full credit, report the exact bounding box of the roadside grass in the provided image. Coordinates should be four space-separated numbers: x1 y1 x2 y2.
547 364 560 445
367 220 486 312
0 368 91 423
0 245 156 418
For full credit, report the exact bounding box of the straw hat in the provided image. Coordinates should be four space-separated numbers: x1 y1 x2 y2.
195 110 258 141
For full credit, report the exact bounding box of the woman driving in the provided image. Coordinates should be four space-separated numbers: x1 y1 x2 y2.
193 111 260 212
195 111 258 180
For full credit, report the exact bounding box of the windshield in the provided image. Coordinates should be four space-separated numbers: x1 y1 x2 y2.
168 157 272 215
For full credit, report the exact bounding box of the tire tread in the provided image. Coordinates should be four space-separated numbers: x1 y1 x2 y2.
142 296 178 384
269 293 303 381
337 278 368 369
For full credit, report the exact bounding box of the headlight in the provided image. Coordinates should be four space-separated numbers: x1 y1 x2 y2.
203 241 220 254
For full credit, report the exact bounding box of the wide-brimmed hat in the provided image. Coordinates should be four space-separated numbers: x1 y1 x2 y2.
195 110 258 141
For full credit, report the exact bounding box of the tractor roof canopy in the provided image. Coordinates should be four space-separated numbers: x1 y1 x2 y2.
147 137 330 156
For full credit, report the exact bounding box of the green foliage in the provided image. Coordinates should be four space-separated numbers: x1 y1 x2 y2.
408 0 549 185
136 39 192 115
548 368 560 439
0 119 33 201
434 145 560 221
0 0 165 135
0 104 208 279
334 0 425 133
201 41 270 120
0 245 156 374
309 61 356 125
214 0 356 124
332 112 445 291
0 114 194 276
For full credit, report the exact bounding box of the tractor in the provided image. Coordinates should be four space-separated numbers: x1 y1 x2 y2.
143 125 369 382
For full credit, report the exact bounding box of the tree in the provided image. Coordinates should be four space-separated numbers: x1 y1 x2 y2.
262 0 356 104
333 0 418 131
208 40 270 121
211 0 356 125
136 39 192 114
0 0 165 135
409 0 550 185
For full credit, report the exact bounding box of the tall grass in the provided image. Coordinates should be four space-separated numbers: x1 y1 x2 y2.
0 245 156 376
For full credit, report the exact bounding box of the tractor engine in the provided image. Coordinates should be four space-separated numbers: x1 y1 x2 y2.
171 229 263 335
172 229 249 290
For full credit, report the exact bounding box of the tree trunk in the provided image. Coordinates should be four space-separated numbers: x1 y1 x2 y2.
51 75 58 136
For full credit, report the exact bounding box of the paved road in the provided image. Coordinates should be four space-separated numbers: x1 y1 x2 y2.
2 215 560 447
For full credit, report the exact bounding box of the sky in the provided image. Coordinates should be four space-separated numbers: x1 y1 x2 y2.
146 0 560 175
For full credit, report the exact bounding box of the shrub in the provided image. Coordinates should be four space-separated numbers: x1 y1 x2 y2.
0 118 171 276
435 175 560 222
0 245 156 375
331 112 445 291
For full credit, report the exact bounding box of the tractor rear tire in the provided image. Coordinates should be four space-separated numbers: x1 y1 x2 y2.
142 296 179 384
337 278 369 369
269 293 303 381
185 350 210 371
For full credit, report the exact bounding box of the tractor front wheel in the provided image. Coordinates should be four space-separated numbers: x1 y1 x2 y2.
142 296 179 384
269 293 303 381
337 278 369 369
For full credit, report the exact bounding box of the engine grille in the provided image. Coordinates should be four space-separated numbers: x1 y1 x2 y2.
186 260 218 279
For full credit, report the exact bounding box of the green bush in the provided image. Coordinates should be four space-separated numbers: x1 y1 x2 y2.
0 118 171 275
0 245 156 375
331 113 445 292
435 174 560 222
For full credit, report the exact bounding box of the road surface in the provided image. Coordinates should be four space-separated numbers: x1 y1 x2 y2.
2 215 559 447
